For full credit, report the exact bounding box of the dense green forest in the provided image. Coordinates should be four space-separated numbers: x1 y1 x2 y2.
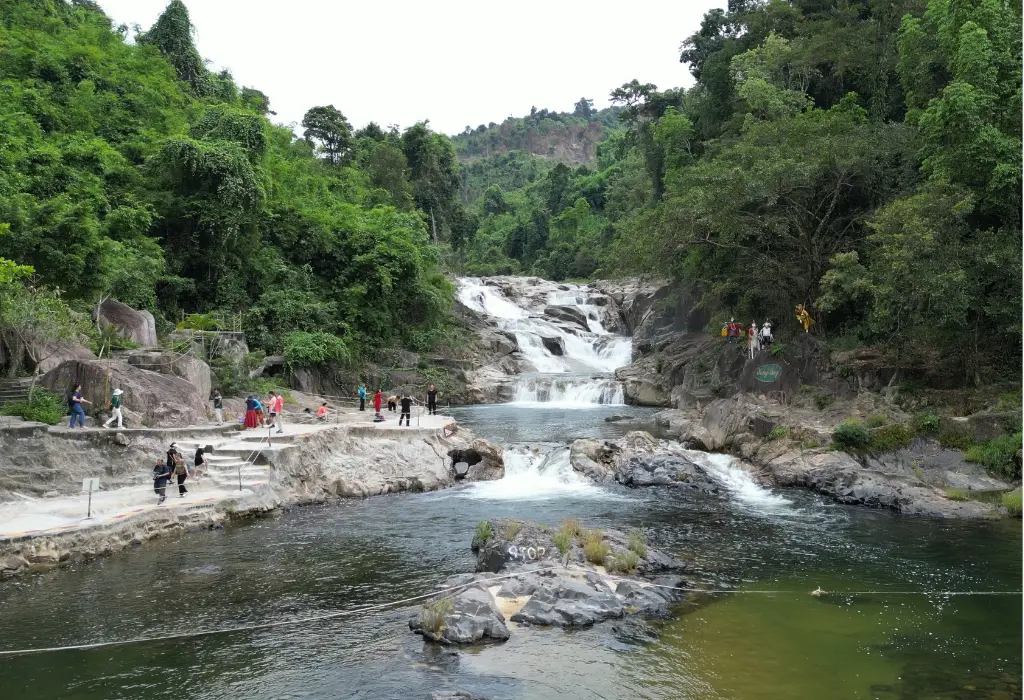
0 0 1019 386
0 0 470 372
454 0 1022 382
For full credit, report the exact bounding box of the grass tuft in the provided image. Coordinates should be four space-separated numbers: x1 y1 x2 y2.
944 488 970 502
627 530 647 558
606 550 640 573
1001 490 1022 517
766 426 790 441
501 519 522 541
582 530 609 565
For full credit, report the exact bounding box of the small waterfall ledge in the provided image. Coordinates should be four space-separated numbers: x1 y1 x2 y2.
457 277 633 406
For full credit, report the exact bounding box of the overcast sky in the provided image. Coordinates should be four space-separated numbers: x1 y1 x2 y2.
97 1 723 136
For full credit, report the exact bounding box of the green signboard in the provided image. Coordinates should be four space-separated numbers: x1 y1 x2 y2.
755 364 782 383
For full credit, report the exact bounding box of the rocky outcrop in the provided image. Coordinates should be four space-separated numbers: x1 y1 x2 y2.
409 518 690 645
124 350 212 401
544 305 589 330
449 439 505 481
94 300 157 348
41 359 207 427
35 342 97 375
539 336 564 356
410 585 510 644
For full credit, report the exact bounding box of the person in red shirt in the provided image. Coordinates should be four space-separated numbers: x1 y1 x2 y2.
373 389 383 416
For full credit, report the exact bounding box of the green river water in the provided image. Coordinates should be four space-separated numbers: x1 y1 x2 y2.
0 405 1019 699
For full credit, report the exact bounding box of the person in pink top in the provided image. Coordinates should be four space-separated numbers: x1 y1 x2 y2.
271 391 285 434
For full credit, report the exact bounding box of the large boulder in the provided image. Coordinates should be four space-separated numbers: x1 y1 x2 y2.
569 438 621 482
124 351 212 401
615 360 671 407
543 305 590 331
409 586 510 644
94 300 157 348
539 336 565 356
35 342 97 375
41 359 207 427
449 439 505 481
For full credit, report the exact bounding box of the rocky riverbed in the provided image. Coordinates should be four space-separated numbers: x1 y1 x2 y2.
409 518 691 645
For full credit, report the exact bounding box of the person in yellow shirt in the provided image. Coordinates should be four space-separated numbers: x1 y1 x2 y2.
796 304 815 333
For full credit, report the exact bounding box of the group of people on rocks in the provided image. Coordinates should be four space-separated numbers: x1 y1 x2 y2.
151 442 204 505
722 304 817 358
357 383 438 426
242 391 285 432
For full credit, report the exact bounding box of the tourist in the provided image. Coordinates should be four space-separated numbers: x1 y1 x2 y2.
358 384 366 411
427 384 437 415
244 395 260 429
399 393 412 427
153 459 171 505
267 391 278 428
193 446 206 478
373 388 383 416
273 391 284 434
387 394 398 412
212 388 224 425
253 396 265 427
172 449 189 497
316 402 328 421
103 388 124 429
748 321 760 359
166 442 181 469
67 384 90 428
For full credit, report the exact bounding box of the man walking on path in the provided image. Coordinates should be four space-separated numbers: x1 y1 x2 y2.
171 450 188 497
427 384 437 415
399 394 412 426
267 391 278 428
153 459 171 504
358 384 367 411
212 388 224 425
104 388 124 429
68 384 89 428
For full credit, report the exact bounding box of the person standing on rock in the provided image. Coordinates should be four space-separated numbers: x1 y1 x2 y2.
374 388 383 416
267 391 278 429
172 450 189 497
244 395 259 429
104 388 124 429
399 393 412 426
67 384 89 428
427 384 437 415
153 459 171 505
193 446 206 479
358 384 367 411
212 388 224 425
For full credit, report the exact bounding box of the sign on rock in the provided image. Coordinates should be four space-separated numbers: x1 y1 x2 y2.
755 364 782 383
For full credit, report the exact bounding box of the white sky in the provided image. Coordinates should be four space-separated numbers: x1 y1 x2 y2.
96 0 724 136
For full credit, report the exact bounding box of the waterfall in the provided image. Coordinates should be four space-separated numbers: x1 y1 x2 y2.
460 444 601 500
685 450 792 509
512 375 625 406
457 277 631 405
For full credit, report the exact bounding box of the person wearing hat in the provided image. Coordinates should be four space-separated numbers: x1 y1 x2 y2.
104 388 124 429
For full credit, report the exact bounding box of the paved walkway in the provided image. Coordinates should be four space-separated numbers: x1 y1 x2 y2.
0 406 457 541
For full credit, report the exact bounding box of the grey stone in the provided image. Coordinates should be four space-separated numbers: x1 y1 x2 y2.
94 300 157 348
543 305 590 330
409 586 510 645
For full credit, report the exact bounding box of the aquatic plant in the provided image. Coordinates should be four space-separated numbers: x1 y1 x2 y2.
944 488 970 502
419 598 453 637
552 530 571 558
964 433 1022 480
627 530 647 558
501 519 522 540
582 531 609 565
561 518 584 540
472 520 492 550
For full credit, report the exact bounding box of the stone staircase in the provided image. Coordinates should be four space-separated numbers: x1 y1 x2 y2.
176 431 299 491
0 378 36 408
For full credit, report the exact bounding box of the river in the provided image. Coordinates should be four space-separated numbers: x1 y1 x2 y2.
0 403 1019 699
1 278 1020 699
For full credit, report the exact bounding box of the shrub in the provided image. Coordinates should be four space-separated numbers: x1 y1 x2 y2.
938 426 974 451
419 598 453 637
561 518 584 540
914 413 940 435
472 520 492 550
282 331 350 368
583 538 609 565
766 426 790 441
964 433 1022 480
606 550 640 574
1001 490 1022 517
0 389 63 425
770 343 785 356
627 530 647 558
815 395 835 410
501 519 522 541
869 423 913 453
944 488 970 502
553 530 571 557
865 414 888 428
833 420 870 450
801 438 820 450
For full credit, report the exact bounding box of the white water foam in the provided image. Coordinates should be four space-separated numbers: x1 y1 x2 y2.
460 445 605 500
685 450 792 509
512 375 625 406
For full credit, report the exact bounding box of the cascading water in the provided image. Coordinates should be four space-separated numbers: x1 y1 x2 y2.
460 444 604 500
684 450 792 509
457 277 632 405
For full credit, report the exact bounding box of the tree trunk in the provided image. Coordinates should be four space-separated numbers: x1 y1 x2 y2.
430 208 438 243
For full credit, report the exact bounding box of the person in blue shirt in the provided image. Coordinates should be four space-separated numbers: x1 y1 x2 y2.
358 384 367 411
67 384 90 428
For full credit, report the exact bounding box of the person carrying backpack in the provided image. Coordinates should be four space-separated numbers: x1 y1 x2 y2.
104 388 124 429
153 459 171 505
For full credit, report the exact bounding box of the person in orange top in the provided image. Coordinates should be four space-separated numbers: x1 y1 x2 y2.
373 389 383 415
316 402 328 421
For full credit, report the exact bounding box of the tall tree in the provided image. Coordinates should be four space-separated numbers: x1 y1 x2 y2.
302 105 354 165
137 0 210 95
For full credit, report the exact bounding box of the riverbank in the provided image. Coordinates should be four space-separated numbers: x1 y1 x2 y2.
0 410 468 579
